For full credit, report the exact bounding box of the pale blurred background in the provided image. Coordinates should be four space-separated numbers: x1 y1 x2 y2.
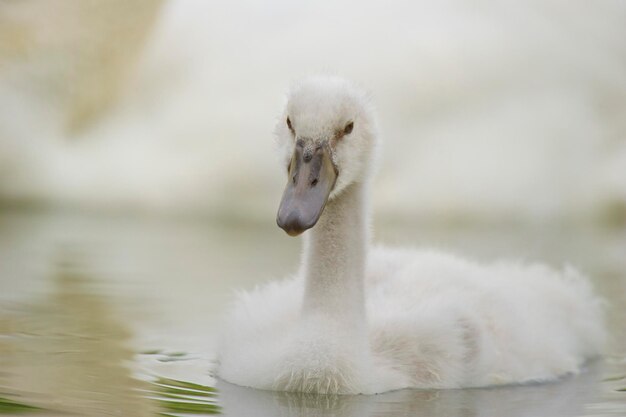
1 0 624 224
1 1 625 416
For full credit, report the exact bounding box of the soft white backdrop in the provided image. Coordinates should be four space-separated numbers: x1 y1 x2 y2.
0 0 624 222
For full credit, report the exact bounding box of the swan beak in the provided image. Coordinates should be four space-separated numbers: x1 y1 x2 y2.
277 144 337 236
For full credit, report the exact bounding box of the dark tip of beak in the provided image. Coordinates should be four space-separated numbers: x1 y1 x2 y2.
276 211 314 236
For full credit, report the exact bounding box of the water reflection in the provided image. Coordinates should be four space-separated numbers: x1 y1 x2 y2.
0 258 225 416
0 210 624 416
217 365 605 417
0 259 157 416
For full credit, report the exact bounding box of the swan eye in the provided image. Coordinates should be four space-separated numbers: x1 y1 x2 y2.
344 121 354 135
286 117 294 133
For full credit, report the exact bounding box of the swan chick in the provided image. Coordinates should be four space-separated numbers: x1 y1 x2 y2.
217 76 606 395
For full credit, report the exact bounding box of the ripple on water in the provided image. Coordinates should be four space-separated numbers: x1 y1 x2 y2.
0 210 624 416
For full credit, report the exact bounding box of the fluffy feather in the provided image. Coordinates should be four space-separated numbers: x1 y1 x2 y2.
217 77 606 394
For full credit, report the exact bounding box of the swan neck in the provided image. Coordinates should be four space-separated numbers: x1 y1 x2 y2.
302 182 369 324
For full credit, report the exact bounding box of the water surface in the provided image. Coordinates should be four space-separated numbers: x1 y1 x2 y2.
0 209 624 416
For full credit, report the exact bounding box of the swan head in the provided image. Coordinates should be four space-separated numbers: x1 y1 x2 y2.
275 76 377 236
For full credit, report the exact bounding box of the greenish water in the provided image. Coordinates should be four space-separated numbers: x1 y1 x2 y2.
0 209 624 416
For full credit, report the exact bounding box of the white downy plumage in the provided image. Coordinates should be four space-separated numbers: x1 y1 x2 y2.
217 76 606 394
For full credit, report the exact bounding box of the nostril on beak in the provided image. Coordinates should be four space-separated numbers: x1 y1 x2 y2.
311 178 318 187
292 175 297 185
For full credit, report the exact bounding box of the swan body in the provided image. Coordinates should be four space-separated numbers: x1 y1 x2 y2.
217 76 606 394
